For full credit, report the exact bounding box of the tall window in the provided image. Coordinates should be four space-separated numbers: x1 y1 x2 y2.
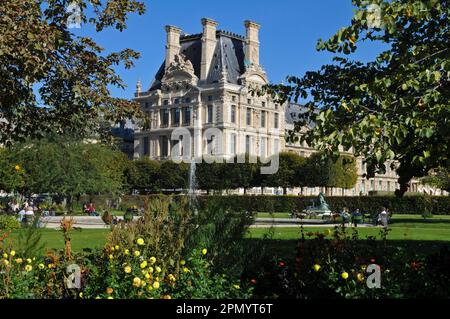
387 181 391 192
183 107 191 125
370 180 374 191
206 136 215 155
361 181 365 194
160 109 169 127
231 105 236 123
273 139 279 154
274 113 279 129
378 180 383 191
260 137 267 157
261 111 266 128
230 133 236 155
171 108 180 126
245 135 251 154
143 136 149 156
246 108 251 126
160 136 168 158
207 105 213 123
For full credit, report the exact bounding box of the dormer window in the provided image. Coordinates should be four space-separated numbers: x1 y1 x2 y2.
163 100 169 106
262 101 266 107
174 98 180 105
208 95 213 101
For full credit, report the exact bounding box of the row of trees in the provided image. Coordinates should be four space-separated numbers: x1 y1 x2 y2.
128 152 358 195
0 136 359 199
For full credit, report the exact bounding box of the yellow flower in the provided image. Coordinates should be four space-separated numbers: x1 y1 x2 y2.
313 264 321 272
15 165 21 171
15 258 23 264
233 284 240 289
79 292 83 298
106 287 114 295
107 296 114 299
133 277 142 287
152 281 160 289
124 266 132 274
163 295 171 299
155 266 161 273
147 285 153 291
133 250 141 257
324 229 332 236
2 260 9 266
180 260 186 266
10 250 15 257
124 249 129 255
357 273 365 282
2 253 7 259
149 256 156 264
361 265 367 271
341 272 349 280
385 269 390 273
25 265 33 272
167 274 176 282
136 238 145 246
140 261 148 269
202 248 207 255
26 258 32 264
109 254 114 260
183 267 189 273
38 263 45 270
148 267 154 273
145 273 151 279
48 263 54 269
115 245 120 250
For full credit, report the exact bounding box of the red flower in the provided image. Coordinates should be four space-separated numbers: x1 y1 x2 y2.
279 261 285 267
411 261 420 270
370 259 376 263
250 279 257 284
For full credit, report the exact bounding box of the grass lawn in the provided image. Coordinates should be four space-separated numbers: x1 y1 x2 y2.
5 214 449 258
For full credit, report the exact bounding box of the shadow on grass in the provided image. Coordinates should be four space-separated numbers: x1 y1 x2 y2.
390 218 450 225
243 238 450 263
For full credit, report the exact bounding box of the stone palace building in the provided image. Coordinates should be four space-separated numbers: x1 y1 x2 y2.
133 18 446 196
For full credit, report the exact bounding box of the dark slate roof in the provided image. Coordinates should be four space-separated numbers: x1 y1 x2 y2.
149 30 246 91
285 103 317 128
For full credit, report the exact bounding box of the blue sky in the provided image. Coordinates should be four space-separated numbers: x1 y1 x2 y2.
73 0 383 100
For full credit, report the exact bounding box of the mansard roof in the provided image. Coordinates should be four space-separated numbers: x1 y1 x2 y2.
149 30 246 91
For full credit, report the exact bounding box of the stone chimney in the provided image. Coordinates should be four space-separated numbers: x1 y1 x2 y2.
165 25 181 70
244 20 261 66
200 18 218 80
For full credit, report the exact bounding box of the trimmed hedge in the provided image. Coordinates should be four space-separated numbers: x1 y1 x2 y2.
82 194 450 216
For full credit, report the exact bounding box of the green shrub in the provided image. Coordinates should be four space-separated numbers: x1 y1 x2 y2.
0 215 20 231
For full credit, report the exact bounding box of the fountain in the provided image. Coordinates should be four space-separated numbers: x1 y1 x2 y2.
188 160 198 214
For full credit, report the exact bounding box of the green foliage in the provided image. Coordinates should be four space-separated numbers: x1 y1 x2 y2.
253 227 450 298
264 152 307 194
159 161 188 191
0 149 25 193
16 217 45 258
185 197 263 276
0 0 146 145
124 158 161 194
263 0 450 197
422 167 450 192
10 136 127 203
0 215 20 231
305 153 358 190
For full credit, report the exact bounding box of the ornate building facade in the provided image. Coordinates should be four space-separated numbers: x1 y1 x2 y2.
133 18 446 196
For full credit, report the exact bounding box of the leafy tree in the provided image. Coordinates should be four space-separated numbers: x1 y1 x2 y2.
0 148 25 192
265 152 307 195
124 158 161 194
229 155 259 194
196 161 228 194
0 0 146 146
422 167 450 192
11 136 126 208
305 152 358 194
263 0 450 197
159 161 188 191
